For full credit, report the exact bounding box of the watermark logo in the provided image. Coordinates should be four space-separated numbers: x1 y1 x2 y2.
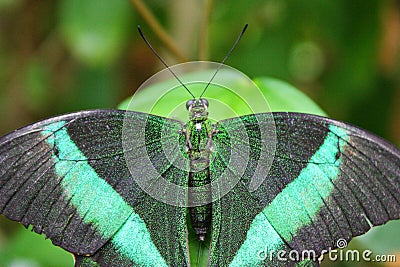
257 238 397 264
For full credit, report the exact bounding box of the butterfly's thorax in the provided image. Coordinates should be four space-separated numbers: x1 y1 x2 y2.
184 99 214 241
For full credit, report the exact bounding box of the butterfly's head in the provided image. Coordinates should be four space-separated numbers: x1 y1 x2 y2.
186 98 209 121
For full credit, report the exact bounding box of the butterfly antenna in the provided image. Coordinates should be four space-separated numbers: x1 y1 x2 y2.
199 24 248 98
138 25 196 99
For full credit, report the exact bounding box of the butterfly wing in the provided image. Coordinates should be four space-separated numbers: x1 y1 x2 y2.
0 109 190 267
209 112 400 266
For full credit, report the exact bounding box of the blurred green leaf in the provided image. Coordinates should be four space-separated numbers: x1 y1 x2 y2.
0 0 21 9
23 58 51 111
119 65 275 120
0 224 73 267
119 71 326 117
59 0 134 66
254 77 327 116
60 66 119 112
355 220 400 254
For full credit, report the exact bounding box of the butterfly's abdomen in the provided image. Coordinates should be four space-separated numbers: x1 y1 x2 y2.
185 120 213 241
188 170 211 241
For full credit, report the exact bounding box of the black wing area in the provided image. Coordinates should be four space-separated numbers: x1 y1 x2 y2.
209 112 399 266
0 109 190 266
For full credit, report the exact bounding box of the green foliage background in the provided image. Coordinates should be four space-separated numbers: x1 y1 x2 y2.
0 0 399 266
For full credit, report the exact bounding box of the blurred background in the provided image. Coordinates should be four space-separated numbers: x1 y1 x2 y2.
0 0 399 266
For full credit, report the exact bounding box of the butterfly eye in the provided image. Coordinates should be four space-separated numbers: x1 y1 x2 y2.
200 98 209 108
186 99 196 110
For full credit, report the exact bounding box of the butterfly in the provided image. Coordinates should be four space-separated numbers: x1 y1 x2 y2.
0 25 399 267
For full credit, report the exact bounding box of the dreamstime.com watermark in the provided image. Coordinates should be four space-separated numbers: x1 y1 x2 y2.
257 238 397 264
